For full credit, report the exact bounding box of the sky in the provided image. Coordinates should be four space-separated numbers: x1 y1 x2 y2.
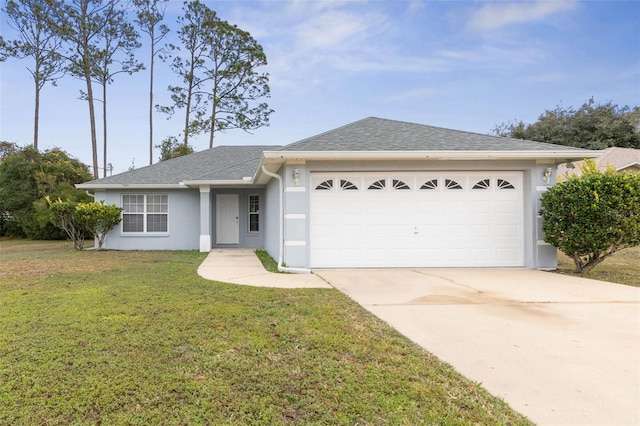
1 0 639 175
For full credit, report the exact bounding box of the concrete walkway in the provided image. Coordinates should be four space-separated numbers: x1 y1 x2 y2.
197 249 331 288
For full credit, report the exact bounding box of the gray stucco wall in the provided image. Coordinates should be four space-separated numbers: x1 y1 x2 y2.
533 163 558 269
263 174 281 262
99 188 200 250
282 164 308 268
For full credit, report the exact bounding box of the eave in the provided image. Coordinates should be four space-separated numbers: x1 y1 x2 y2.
76 183 188 190
180 179 259 188
261 149 602 162
617 161 640 171
253 149 602 183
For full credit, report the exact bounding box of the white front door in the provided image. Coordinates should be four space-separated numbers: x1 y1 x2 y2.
216 194 239 244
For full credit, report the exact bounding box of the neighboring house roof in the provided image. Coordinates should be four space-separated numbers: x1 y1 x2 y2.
557 147 640 177
78 117 600 189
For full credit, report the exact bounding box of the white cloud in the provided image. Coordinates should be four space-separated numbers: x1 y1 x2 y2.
228 1 419 92
467 1 579 32
293 9 387 50
224 1 559 97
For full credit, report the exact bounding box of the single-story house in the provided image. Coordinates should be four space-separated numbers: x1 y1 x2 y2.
557 147 640 177
77 117 600 271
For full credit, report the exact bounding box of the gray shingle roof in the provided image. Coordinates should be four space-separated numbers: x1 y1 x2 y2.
80 117 594 187
80 145 280 186
281 117 588 152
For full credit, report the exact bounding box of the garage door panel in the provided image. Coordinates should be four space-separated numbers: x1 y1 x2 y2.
470 248 493 263
497 248 521 263
470 224 493 240
310 172 524 267
496 199 520 213
496 224 518 239
471 200 493 215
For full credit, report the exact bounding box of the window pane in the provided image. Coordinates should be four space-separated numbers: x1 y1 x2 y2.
315 180 333 190
340 179 358 190
445 179 463 190
249 214 259 232
147 214 168 232
123 214 144 232
147 194 168 213
392 179 410 190
249 195 259 232
249 195 259 213
420 179 438 190
123 194 144 212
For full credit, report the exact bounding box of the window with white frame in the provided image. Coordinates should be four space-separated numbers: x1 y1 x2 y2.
122 194 168 233
248 194 259 233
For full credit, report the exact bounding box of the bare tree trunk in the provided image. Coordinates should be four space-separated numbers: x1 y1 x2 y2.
33 79 40 150
84 68 99 179
148 32 155 165
183 77 192 147
207 62 218 149
208 102 215 149
102 82 108 178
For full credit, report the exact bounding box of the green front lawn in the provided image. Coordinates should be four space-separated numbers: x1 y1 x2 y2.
0 240 531 425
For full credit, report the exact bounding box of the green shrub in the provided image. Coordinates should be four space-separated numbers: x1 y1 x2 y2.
540 160 640 273
47 198 122 250
75 201 122 250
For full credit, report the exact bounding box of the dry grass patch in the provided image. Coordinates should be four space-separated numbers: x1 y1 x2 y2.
0 240 169 283
555 247 640 287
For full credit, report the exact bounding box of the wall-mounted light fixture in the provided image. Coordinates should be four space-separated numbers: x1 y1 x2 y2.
543 167 553 184
292 168 300 185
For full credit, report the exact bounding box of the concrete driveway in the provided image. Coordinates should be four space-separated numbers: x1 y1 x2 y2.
314 268 640 426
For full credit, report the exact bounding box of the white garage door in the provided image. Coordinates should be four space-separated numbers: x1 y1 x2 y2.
310 172 524 268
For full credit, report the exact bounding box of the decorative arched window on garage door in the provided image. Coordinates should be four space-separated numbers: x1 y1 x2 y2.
368 179 386 190
340 179 358 190
445 179 462 189
315 179 333 190
497 179 515 189
392 179 410 190
472 179 490 189
420 179 438 190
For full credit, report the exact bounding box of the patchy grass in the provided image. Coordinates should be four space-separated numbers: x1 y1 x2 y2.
555 247 640 287
254 248 280 273
0 240 532 425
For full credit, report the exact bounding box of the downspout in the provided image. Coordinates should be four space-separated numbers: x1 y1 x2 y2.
261 165 311 274
85 191 95 199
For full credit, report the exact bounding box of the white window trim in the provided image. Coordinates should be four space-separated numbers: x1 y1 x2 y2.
248 194 260 234
121 194 169 235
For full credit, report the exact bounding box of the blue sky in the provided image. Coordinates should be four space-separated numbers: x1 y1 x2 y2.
1 0 639 174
